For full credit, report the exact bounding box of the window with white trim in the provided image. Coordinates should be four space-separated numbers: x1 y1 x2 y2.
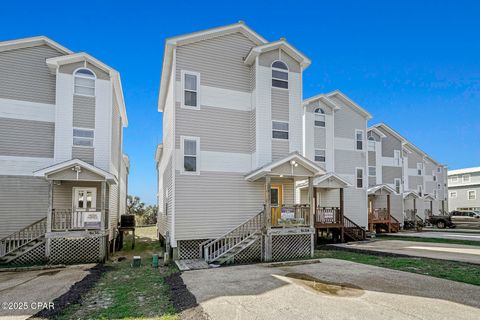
73 128 94 147
468 190 476 200
368 166 376 177
314 108 325 127
394 150 401 166
181 136 199 174
449 191 457 198
367 136 376 151
74 68 95 96
463 174 471 183
272 121 289 140
394 178 401 194
271 61 288 89
417 163 423 175
451 175 458 182
355 130 364 151
437 167 442 173
314 149 325 162
432 170 437 181
181 71 200 108
418 185 423 196
356 168 364 188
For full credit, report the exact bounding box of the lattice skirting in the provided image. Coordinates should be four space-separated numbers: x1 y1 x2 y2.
50 236 106 264
234 237 262 264
271 234 313 262
178 239 208 260
8 242 46 266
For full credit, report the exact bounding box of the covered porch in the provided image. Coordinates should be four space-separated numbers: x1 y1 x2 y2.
403 191 423 229
368 185 400 233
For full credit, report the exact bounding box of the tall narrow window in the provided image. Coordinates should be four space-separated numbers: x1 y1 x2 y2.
368 166 376 177
314 108 325 127
368 136 376 151
433 189 437 199
73 128 94 147
271 61 288 89
315 149 326 162
417 163 423 175
468 190 476 200
272 121 289 139
355 130 364 150
182 136 199 174
394 150 401 166
394 178 401 194
418 185 423 196
356 168 364 188
432 170 437 181
182 71 200 108
74 69 95 96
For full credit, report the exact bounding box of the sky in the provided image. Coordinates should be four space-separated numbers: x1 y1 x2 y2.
1 1 479 204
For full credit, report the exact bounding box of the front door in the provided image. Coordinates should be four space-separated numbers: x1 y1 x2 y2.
73 188 97 211
270 184 283 226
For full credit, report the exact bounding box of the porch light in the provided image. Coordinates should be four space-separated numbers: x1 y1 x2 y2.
290 160 296 166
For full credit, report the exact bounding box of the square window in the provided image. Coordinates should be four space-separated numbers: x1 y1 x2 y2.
368 166 376 176
272 121 289 140
315 150 326 162
73 128 94 147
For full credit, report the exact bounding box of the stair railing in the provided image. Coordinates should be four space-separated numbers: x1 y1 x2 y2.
0 217 47 257
390 215 401 232
203 210 264 263
343 215 366 241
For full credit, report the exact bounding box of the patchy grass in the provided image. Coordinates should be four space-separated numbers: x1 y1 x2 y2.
56 226 179 320
315 249 480 286
376 235 480 247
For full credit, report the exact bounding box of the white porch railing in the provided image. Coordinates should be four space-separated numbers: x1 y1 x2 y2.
0 217 47 257
51 209 106 231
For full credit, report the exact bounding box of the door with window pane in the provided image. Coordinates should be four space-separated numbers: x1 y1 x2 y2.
73 188 97 228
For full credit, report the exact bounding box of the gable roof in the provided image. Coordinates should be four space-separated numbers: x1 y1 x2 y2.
0 36 73 54
303 94 340 111
403 190 420 199
368 184 396 195
34 159 117 183
245 152 325 181
244 39 311 69
46 52 128 127
158 21 267 112
448 167 480 176
367 127 387 139
313 172 352 188
326 90 373 120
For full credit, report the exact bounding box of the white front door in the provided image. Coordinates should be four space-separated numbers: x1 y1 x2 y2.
73 188 97 211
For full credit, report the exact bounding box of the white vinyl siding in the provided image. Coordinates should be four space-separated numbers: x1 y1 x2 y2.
449 191 457 198
463 174 471 183
355 130 364 151
356 167 364 189
394 150 401 166
468 190 476 200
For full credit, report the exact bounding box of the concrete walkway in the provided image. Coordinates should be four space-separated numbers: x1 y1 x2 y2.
181 259 480 320
0 264 93 320
385 231 480 242
334 240 480 264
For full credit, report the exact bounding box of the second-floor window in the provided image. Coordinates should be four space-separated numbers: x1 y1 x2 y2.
368 166 376 177
73 128 94 147
394 178 401 194
468 190 476 200
315 149 325 162
272 121 289 140
314 108 325 127
182 71 200 108
394 150 401 166
368 136 375 151
271 61 288 89
181 136 200 174
355 130 364 151
356 168 364 188
417 163 423 175
463 174 471 183
74 68 95 97
432 170 437 181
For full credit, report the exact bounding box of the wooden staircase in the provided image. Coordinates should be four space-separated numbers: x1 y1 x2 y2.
201 211 264 265
0 217 47 264
343 215 366 241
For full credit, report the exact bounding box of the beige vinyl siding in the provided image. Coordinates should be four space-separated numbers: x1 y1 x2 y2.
175 32 256 92
368 177 376 187
408 151 423 168
0 176 49 238
271 88 289 121
331 96 365 139
109 183 119 233
111 95 121 172
317 189 340 207
175 104 251 153
174 171 264 240
158 157 173 237
314 128 326 149
335 150 366 175
409 176 423 190
59 61 110 80
368 130 381 141
0 45 63 104
72 146 94 164
272 139 289 161
372 193 403 223
343 188 368 227
47 167 103 181
250 109 256 153
382 166 402 184
258 49 301 73
378 129 402 157
0 117 54 158
368 151 376 166
73 95 95 128
52 181 101 209
448 186 480 211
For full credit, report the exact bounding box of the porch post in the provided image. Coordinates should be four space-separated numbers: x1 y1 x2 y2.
387 194 391 233
413 198 417 229
265 175 271 228
308 177 314 227
340 188 345 242
45 180 53 261
101 181 106 230
430 201 433 217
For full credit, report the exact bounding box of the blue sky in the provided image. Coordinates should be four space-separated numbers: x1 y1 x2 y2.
1 1 479 204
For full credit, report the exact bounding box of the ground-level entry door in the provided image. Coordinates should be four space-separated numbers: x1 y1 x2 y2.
270 184 283 226
73 187 97 211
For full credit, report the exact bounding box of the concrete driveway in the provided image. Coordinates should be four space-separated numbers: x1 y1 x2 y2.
334 240 480 264
387 231 480 242
0 264 93 320
181 259 480 320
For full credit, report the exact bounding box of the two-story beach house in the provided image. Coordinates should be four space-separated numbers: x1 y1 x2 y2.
448 167 480 212
367 123 448 230
0 37 129 265
155 22 366 264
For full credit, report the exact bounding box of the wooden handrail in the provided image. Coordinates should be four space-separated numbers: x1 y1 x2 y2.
343 215 366 241
203 210 264 263
315 207 342 224
0 217 47 257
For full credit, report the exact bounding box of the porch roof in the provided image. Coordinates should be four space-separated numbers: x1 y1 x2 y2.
403 190 420 199
34 159 117 183
368 184 396 195
423 194 436 201
297 172 351 189
245 152 325 182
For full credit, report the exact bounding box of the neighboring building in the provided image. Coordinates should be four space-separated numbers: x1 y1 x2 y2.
448 167 480 212
367 123 448 229
155 22 366 264
0 37 129 265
